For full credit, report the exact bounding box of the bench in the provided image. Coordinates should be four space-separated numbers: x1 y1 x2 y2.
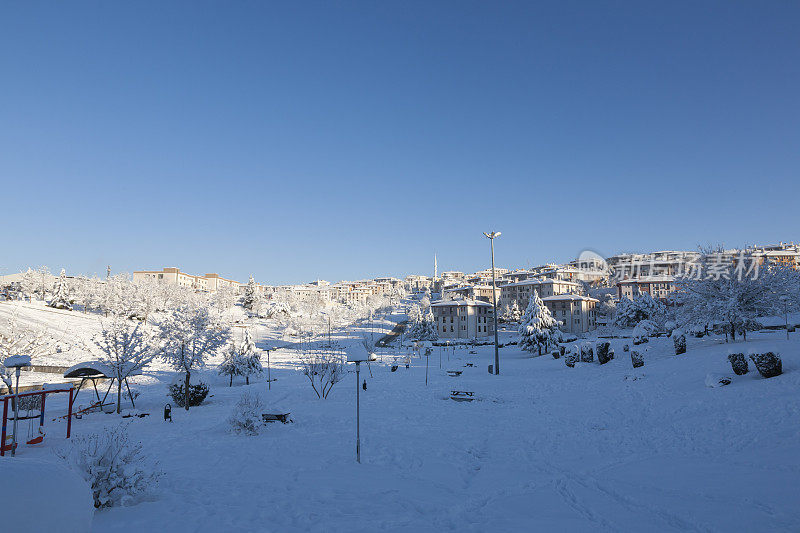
261 413 292 424
446 370 463 377
450 390 475 402
464 363 475 368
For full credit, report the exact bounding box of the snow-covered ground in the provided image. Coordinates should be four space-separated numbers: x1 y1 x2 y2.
3 302 800 531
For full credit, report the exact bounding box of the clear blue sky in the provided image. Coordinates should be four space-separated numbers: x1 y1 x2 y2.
2 2 798 284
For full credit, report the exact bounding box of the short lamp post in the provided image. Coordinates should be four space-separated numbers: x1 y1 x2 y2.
483 231 501 375
347 344 377 464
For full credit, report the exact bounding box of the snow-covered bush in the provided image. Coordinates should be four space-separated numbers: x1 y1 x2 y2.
56 424 162 508
727 353 748 375
580 343 594 363
672 329 686 355
749 352 782 378
168 381 209 407
564 350 578 368
630 350 644 368
597 341 613 364
228 392 265 436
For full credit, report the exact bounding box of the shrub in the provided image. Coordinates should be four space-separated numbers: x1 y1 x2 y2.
228 392 265 436
623 344 630 353
673 330 687 355
551 350 560 359
565 351 578 368
168 381 209 408
749 352 782 378
630 350 644 368
727 353 748 375
580 343 594 363
56 424 162 508
597 341 613 365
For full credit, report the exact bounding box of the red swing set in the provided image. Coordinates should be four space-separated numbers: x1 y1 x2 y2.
1 386 74 457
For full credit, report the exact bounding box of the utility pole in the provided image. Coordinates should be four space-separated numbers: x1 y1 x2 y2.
484 231 501 375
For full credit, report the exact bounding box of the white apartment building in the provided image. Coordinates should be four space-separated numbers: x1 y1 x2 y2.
132 267 240 292
499 278 581 310
430 298 494 339
442 284 497 303
616 275 676 302
542 294 598 334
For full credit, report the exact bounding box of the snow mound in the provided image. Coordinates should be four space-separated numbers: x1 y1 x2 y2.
5 458 93 532
705 373 732 388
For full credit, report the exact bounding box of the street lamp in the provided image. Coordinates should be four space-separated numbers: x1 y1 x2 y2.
346 343 377 463
483 231 501 375
780 295 790 340
4 354 31 457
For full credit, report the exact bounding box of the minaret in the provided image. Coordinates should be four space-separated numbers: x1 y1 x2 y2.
434 253 438 280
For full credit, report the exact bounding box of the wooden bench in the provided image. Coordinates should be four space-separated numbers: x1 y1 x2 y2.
262 413 292 424
446 370 463 377
450 390 475 402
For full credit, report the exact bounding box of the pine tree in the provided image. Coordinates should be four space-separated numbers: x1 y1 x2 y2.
242 276 257 311
48 269 72 310
518 292 561 355
510 300 522 322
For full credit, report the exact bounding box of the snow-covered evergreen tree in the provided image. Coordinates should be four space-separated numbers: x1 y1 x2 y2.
20 266 52 301
242 276 257 311
510 300 522 322
518 292 561 355
407 305 437 341
48 269 72 310
158 303 231 410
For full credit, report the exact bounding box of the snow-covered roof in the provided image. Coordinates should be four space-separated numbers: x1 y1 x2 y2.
503 278 580 288
3 355 31 368
542 295 599 302
618 275 675 284
63 361 143 379
430 298 492 307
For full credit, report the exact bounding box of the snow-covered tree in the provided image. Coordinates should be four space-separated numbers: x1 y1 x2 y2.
158 303 231 410
90 315 156 413
219 344 247 386
298 350 346 399
48 269 72 310
0 309 61 393
242 276 258 311
20 266 52 301
518 292 561 355
674 257 798 341
613 293 666 328
509 300 522 322
220 329 262 386
407 306 437 341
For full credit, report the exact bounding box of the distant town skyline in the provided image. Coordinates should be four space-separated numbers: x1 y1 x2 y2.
2 3 798 285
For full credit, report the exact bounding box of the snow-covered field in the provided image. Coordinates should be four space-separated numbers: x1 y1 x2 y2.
3 302 800 532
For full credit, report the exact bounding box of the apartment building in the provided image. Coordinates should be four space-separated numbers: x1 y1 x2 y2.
542 295 598 334
442 284 498 303
430 298 494 339
132 267 240 292
499 278 581 310
616 275 676 302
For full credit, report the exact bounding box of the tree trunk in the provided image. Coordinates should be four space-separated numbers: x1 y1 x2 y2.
116 378 122 414
246 376 249 385
230 374 233 387
185 371 191 411
730 322 736 342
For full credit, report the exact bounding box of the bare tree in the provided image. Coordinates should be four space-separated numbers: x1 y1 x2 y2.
0 309 61 392
298 349 347 399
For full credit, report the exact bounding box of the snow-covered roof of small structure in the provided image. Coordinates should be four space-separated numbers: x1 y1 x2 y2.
344 342 376 362
542 295 599 302
430 298 492 307
63 361 143 379
3 355 31 368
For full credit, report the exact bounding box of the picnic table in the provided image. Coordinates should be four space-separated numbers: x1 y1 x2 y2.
450 390 475 402
446 370 463 377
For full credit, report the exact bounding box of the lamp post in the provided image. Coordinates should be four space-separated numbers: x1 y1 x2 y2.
483 231 501 375
780 295 790 340
347 344 376 463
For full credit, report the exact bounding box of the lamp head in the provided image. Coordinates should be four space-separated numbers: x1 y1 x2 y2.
483 231 501 239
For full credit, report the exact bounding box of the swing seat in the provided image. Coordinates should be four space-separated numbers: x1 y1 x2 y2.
27 427 45 445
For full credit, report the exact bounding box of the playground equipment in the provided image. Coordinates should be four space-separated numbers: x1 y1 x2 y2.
63 361 142 413
2 385 74 457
